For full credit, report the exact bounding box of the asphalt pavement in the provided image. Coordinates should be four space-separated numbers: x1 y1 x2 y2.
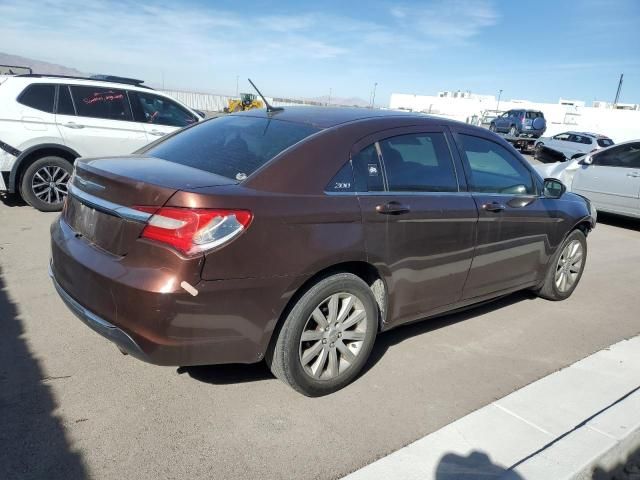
1 187 639 480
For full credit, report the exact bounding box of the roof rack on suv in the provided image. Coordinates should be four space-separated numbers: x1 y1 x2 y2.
0 64 33 75
15 73 153 89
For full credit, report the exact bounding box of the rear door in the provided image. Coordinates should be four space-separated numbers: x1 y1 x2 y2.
354 127 478 325
451 128 557 298
55 84 149 157
128 90 198 139
16 83 57 136
572 142 640 216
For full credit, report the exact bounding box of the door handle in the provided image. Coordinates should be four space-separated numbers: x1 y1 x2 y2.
149 129 165 136
483 201 505 212
376 201 410 215
626 172 640 178
64 122 84 129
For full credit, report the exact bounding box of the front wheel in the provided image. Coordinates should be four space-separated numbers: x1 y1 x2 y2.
536 229 587 301
20 156 73 212
266 273 378 396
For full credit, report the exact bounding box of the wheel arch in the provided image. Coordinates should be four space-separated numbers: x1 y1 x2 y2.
9 143 79 193
264 261 388 358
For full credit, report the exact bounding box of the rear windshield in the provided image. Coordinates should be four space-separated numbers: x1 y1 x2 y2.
525 111 544 119
146 116 320 180
597 138 614 148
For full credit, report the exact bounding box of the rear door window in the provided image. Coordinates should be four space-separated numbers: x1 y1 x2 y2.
146 115 320 180
70 85 132 121
379 133 458 192
129 91 197 127
18 84 55 113
458 134 535 194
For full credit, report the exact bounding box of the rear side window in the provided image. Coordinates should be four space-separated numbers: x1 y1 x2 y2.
379 133 458 192
326 162 355 192
597 138 614 148
459 134 534 195
146 116 320 180
352 144 384 192
70 86 132 121
129 91 197 127
57 85 75 115
18 84 55 113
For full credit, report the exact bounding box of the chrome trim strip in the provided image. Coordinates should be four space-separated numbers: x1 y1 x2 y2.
68 183 151 223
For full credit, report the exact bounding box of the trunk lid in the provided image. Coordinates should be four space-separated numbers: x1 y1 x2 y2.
64 155 237 256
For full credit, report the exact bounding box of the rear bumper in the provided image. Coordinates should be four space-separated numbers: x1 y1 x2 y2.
49 263 149 361
50 216 303 366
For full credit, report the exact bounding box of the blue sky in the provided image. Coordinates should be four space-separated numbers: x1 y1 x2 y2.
1 0 639 105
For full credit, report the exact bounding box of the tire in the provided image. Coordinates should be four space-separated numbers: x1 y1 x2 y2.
534 143 544 160
489 123 496 132
536 229 587 301
20 156 73 212
266 273 378 396
509 125 518 136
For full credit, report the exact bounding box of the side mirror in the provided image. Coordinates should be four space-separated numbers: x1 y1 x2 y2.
543 178 566 199
580 155 593 165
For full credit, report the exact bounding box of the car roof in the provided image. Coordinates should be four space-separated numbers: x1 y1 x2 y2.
563 131 611 139
232 106 438 129
8 74 155 93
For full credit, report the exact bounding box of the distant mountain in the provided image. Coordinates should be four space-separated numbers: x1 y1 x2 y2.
0 52 86 77
311 95 370 108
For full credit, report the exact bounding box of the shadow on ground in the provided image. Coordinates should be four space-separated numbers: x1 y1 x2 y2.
185 291 534 386
597 212 640 232
435 450 524 479
0 265 88 479
0 192 27 207
592 444 640 479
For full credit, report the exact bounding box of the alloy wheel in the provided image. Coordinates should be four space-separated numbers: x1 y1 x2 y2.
555 240 584 293
31 165 70 205
298 292 367 380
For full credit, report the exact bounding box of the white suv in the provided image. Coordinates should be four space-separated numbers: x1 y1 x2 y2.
0 74 203 211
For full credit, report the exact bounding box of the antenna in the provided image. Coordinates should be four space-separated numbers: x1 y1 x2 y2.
248 78 284 113
613 73 623 107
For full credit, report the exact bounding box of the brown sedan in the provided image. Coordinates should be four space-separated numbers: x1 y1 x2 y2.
50 108 596 396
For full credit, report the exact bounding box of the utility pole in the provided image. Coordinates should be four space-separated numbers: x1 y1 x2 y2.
371 82 378 108
236 75 239 97
496 89 503 112
613 73 623 107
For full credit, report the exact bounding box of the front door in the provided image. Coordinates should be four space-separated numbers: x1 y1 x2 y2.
56 84 149 157
127 90 198 140
452 129 557 298
355 127 478 326
572 142 640 216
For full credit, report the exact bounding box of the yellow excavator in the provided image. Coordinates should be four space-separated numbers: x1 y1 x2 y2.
225 93 264 113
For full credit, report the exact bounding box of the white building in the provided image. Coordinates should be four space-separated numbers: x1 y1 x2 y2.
389 91 640 142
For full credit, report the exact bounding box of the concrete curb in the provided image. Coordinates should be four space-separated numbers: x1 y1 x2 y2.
342 336 640 480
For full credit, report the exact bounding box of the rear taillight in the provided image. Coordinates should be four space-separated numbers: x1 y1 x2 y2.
134 207 252 255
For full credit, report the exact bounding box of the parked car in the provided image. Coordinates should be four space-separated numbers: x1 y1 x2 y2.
490 109 546 138
534 132 614 162
0 74 203 211
50 108 595 396
535 140 640 218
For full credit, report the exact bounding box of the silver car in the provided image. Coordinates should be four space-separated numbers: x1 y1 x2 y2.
534 132 614 162
535 140 640 218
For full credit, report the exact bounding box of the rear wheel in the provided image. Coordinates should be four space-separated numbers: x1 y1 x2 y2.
536 229 587 301
534 142 544 160
266 273 378 396
489 123 497 132
509 125 518 136
20 156 73 212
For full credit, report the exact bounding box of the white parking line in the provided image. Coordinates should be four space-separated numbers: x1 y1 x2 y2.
342 335 640 480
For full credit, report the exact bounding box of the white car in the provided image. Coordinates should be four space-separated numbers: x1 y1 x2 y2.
535 140 640 219
534 131 614 162
0 73 204 211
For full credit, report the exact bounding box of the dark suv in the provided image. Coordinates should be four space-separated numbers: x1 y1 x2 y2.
490 109 546 138
50 108 595 396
